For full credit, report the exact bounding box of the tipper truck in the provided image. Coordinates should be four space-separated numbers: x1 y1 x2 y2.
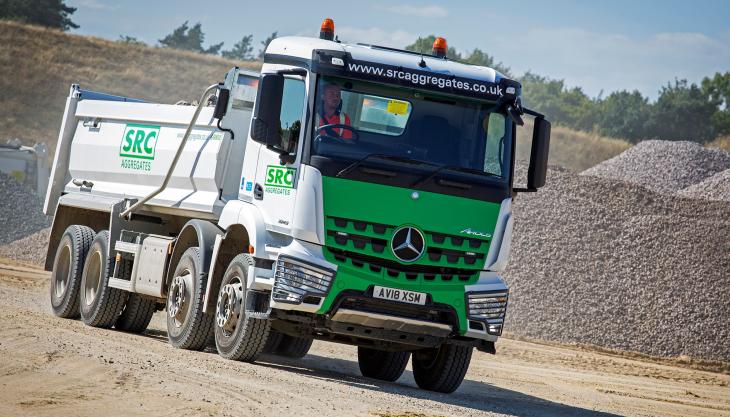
44 19 550 393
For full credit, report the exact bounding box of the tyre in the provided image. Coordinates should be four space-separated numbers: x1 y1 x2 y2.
275 334 313 358
214 254 270 362
263 329 284 353
116 291 157 333
357 347 410 382
79 231 129 328
50 225 95 319
166 247 214 350
412 344 473 393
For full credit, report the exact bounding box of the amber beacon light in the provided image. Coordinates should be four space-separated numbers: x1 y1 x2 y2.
432 37 447 57
320 18 335 41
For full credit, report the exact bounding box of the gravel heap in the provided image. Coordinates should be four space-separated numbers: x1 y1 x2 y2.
505 163 730 362
677 169 730 202
580 140 730 194
0 171 49 246
0 227 50 265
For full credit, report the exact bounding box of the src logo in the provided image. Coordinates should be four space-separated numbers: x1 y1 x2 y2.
265 165 297 189
120 124 160 160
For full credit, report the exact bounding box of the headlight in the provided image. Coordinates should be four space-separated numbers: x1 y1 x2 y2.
272 256 335 304
466 291 508 335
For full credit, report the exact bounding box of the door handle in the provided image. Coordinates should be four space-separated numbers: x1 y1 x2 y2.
254 183 264 200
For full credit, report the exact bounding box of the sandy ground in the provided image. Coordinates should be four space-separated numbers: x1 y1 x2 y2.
0 257 728 417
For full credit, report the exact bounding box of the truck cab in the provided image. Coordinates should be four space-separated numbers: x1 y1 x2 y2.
44 21 550 394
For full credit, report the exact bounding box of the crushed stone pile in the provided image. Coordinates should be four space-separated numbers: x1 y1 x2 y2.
677 169 730 202
580 140 730 195
505 163 730 362
0 227 50 265
0 171 49 246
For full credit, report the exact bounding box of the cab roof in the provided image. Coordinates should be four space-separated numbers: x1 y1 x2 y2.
266 36 505 85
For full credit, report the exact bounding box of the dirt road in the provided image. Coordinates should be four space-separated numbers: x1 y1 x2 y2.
0 258 727 417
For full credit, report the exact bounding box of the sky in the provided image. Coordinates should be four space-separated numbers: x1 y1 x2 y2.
67 0 730 100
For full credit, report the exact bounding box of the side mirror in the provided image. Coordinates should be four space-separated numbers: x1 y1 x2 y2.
250 74 284 147
527 117 551 189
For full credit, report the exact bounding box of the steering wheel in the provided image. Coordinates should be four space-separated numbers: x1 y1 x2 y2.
315 123 359 144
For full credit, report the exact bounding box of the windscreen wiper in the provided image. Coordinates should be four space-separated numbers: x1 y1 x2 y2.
336 154 435 178
411 164 498 189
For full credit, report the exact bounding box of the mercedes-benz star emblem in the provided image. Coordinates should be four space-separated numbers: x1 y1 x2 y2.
391 226 425 263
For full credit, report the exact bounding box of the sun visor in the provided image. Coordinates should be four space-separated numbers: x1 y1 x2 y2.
311 49 521 103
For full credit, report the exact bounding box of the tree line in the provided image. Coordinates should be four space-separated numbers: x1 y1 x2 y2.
3 3 727 144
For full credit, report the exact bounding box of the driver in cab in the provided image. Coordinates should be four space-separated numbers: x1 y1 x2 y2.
317 82 353 139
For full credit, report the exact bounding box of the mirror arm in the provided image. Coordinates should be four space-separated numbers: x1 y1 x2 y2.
522 107 545 118
266 145 295 165
512 187 537 193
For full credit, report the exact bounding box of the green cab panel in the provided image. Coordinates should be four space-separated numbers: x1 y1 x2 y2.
317 175 503 334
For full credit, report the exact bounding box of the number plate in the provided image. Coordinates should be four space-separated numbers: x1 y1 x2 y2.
372 285 427 305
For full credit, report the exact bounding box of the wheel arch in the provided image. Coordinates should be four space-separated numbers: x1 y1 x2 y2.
45 204 110 271
165 219 223 291
203 201 269 314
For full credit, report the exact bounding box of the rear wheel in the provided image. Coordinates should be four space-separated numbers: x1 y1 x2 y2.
214 254 270 362
275 335 313 358
357 347 410 382
50 225 95 319
79 231 129 328
412 344 473 393
166 247 214 350
116 294 156 333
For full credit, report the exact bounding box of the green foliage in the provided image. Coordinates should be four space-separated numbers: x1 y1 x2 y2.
645 79 719 142
0 0 77 30
520 72 594 130
158 21 223 55
702 72 730 136
405 35 511 76
222 34 254 60
258 31 278 60
521 72 730 144
118 35 145 46
595 90 650 141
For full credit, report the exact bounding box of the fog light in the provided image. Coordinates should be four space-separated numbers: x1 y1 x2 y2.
273 256 335 304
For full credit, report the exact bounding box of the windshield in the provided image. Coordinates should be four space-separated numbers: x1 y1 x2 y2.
311 76 512 180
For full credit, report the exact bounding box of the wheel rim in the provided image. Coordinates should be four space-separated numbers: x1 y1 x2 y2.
216 275 244 337
53 243 72 299
83 249 102 307
168 270 193 328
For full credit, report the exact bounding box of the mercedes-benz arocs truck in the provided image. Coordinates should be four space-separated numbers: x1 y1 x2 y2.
44 19 550 393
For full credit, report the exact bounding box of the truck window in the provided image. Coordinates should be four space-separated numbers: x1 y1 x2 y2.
483 112 507 176
280 78 306 154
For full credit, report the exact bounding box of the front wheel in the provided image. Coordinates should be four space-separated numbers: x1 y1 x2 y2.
412 344 473 393
358 347 410 382
166 247 214 350
214 254 270 362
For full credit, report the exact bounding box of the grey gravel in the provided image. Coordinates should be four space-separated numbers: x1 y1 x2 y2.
677 169 730 201
0 171 49 245
506 163 730 362
0 227 50 264
580 140 730 194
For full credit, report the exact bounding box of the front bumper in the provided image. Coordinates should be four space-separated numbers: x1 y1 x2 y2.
269 240 508 343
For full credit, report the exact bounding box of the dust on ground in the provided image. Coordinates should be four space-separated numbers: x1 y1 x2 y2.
1 258 728 417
